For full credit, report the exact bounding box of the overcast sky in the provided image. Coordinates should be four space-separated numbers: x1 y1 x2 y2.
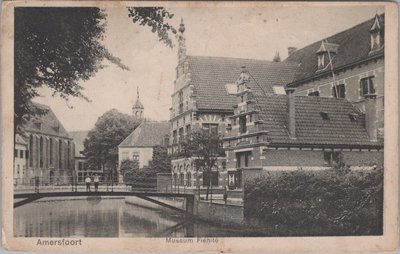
33 4 384 132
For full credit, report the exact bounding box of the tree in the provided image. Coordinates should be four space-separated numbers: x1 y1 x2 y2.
14 7 176 132
120 159 140 183
150 145 171 173
181 130 225 200
83 109 141 179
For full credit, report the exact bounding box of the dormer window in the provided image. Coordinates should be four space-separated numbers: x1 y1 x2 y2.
316 41 339 71
320 112 330 120
370 14 384 52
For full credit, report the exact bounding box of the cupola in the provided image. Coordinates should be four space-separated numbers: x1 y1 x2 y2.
132 87 144 118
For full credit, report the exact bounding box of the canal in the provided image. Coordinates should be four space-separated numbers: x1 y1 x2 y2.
14 197 247 237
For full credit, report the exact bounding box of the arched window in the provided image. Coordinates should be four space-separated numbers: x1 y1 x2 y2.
39 137 44 168
49 138 53 165
67 141 71 169
29 135 33 167
187 172 191 187
58 140 62 169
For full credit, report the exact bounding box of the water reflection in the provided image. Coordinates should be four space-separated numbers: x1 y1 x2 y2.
14 198 245 237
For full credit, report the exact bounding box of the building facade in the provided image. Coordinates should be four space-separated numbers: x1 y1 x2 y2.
17 103 75 185
285 14 385 137
223 72 383 190
14 134 28 184
168 20 299 189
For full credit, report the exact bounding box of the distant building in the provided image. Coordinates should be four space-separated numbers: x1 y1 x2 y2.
69 130 101 183
118 121 170 168
223 73 383 190
118 93 169 182
14 134 28 184
285 13 384 137
19 102 75 185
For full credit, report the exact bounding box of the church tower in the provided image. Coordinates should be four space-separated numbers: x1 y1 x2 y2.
132 87 144 118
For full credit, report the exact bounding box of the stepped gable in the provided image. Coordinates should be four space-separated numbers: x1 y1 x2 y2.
285 14 384 84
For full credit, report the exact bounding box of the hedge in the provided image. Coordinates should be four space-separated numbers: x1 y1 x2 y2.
244 168 383 236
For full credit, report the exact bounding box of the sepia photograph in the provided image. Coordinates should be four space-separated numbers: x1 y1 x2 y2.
2 1 398 252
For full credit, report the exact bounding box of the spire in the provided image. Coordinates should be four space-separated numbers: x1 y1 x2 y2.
177 17 187 69
132 86 144 118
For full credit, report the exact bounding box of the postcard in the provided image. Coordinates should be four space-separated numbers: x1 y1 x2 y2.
2 1 398 252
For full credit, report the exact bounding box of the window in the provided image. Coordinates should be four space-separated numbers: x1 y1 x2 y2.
239 116 247 134
14 149 18 158
236 152 251 168
273 85 286 95
202 123 218 135
179 173 185 186
320 112 330 120
179 127 184 142
360 76 375 96
132 153 139 162
39 137 44 168
58 140 62 168
308 91 320 97
172 130 177 144
318 54 325 68
67 141 71 169
178 91 184 114
49 138 53 165
29 135 33 166
185 125 191 137
202 171 219 187
333 84 346 98
187 172 191 186
20 150 24 158
78 161 84 171
25 150 29 159
121 151 129 160
324 151 342 166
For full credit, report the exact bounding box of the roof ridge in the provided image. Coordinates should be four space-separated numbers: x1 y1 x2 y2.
285 13 384 62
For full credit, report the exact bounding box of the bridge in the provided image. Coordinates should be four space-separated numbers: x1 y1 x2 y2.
14 190 195 216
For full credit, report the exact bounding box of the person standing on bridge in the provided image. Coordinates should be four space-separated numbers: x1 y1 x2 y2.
85 176 91 192
94 174 100 192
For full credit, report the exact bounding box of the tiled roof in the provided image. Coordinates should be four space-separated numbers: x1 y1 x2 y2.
285 14 384 84
186 55 299 111
252 91 382 148
119 121 169 147
23 102 70 139
69 131 89 157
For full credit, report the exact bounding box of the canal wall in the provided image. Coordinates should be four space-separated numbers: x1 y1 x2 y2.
193 200 244 224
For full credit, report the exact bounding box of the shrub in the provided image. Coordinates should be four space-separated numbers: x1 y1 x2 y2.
244 168 383 236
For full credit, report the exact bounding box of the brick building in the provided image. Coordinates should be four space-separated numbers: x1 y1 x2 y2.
169 20 299 189
223 73 383 190
285 13 384 137
17 102 75 185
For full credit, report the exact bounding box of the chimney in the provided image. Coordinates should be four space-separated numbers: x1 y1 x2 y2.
288 47 297 56
285 87 296 139
364 94 378 142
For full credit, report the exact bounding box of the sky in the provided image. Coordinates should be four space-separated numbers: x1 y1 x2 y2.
33 4 385 132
